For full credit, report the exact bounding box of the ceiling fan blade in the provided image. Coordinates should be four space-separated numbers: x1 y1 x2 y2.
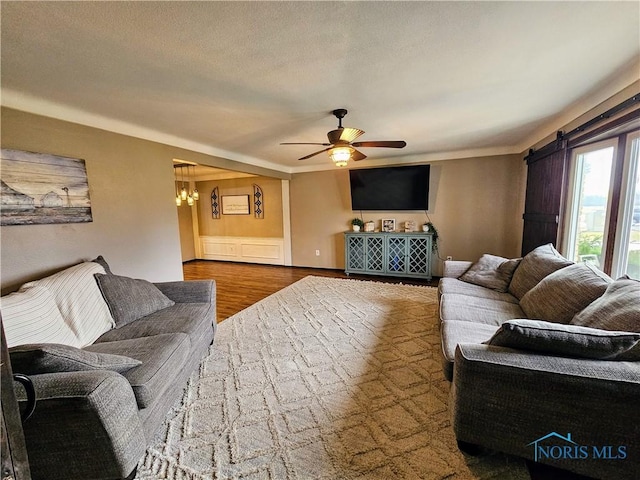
280 142 331 146
351 140 407 148
351 149 367 161
298 147 332 161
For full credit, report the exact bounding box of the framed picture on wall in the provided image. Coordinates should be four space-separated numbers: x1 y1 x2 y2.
221 195 250 215
382 218 396 232
1 148 93 226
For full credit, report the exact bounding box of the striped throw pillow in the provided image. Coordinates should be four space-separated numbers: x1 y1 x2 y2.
1 285 81 348
22 262 115 347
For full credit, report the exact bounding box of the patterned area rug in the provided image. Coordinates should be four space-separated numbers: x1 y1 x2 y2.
136 276 527 479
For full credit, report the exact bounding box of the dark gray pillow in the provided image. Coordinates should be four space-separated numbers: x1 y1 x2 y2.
508 244 573 300
571 277 640 332
520 263 612 324
459 254 521 293
94 273 175 327
91 255 113 275
485 319 640 361
9 343 141 374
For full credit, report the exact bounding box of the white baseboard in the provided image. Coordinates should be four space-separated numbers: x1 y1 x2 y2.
199 236 285 265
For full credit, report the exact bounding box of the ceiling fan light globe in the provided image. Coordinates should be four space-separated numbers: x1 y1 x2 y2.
329 146 353 167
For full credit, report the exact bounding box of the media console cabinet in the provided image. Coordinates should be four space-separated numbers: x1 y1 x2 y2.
344 231 433 280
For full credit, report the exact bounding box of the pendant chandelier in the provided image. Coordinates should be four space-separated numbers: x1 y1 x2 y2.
174 164 199 207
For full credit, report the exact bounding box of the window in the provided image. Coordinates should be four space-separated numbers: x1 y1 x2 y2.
613 131 640 279
564 140 616 268
563 130 640 279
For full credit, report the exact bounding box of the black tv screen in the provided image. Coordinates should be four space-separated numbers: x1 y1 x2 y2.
349 165 430 211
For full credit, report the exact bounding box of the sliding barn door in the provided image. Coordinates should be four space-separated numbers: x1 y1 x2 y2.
521 146 568 256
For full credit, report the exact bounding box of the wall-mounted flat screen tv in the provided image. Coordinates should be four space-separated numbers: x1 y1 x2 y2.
349 164 430 211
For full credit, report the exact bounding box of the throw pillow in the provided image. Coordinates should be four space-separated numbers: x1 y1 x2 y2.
0 285 81 348
520 263 612 324
485 319 640 361
571 277 640 332
508 243 573 299
21 262 115 347
94 273 175 328
9 343 141 375
91 255 114 275
459 254 521 293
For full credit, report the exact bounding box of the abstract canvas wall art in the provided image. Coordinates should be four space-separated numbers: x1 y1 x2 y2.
1 149 93 226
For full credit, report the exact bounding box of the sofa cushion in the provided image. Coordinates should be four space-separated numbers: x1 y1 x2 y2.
486 319 640 361
85 333 190 408
438 278 519 304
95 303 215 349
94 273 175 328
571 277 640 332
439 294 525 327
520 263 612 324
1 285 81 348
440 320 499 381
22 262 115 346
458 254 521 293
508 244 573 300
9 343 141 375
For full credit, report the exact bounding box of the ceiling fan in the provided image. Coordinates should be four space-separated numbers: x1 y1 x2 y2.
280 109 406 166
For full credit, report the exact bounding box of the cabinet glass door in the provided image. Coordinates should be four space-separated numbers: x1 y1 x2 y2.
366 236 385 272
408 236 430 275
386 236 407 273
346 235 366 271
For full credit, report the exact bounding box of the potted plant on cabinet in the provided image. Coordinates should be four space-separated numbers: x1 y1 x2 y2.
422 222 439 252
351 218 365 232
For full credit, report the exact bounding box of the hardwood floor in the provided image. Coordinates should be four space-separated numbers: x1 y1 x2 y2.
182 260 438 322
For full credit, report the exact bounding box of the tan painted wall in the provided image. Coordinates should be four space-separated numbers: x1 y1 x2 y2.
176 193 196 262
289 155 526 274
196 177 284 238
0 107 525 288
0 108 287 294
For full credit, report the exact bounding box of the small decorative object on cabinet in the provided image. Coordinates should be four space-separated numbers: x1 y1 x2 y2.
364 221 375 232
344 231 432 279
351 218 365 232
381 219 396 232
424 222 439 252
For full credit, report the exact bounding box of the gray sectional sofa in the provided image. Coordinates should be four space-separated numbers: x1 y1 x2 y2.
438 244 640 479
2 257 216 480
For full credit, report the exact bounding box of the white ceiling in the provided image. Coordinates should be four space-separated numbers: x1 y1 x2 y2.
2 1 639 174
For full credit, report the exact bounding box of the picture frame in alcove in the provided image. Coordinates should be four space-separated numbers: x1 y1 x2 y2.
221 195 250 215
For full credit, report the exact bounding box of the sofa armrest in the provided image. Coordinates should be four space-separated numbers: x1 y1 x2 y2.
443 260 472 278
14 370 146 480
452 343 640 479
155 279 216 304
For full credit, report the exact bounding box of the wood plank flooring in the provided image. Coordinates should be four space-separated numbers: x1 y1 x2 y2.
182 260 438 322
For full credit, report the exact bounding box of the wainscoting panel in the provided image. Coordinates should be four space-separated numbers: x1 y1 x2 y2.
200 236 285 265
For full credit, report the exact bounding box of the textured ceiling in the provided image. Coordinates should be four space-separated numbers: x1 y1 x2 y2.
2 1 639 173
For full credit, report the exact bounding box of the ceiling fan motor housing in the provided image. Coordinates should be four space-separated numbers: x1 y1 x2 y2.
332 108 348 120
